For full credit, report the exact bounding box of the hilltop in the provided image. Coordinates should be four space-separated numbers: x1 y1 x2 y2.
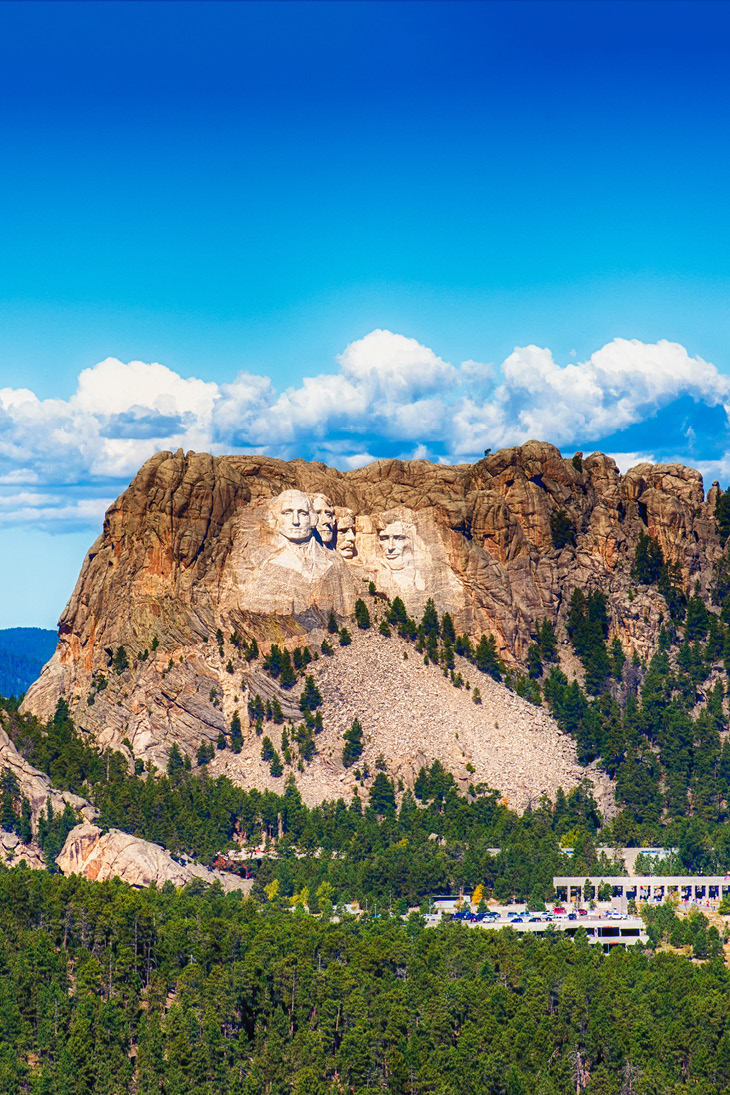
18 440 727 816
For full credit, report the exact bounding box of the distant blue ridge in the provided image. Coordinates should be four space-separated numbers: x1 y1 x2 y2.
0 628 58 699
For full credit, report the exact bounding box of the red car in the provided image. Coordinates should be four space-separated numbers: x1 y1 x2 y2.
553 906 566 914
578 909 589 917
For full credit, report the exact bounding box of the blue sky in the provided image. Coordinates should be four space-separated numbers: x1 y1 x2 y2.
1 0 730 628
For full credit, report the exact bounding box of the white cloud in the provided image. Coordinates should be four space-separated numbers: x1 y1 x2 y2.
1 331 730 532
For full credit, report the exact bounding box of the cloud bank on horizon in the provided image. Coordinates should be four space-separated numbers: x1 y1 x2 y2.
2 329 730 533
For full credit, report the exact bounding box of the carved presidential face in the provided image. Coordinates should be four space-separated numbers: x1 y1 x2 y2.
379 520 408 569
337 513 357 559
312 494 336 545
275 490 314 543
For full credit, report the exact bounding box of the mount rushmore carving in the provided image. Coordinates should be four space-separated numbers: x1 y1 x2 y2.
230 487 431 617
21 442 721 778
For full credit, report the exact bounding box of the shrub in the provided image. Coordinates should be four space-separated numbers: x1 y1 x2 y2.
550 509 576 549
339 628 352 647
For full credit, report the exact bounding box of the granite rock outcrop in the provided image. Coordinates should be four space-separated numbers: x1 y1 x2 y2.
56 823 252 893
20 442 724 802
0 721 96 828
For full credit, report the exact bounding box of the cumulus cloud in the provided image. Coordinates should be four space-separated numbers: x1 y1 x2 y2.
2 330 730 532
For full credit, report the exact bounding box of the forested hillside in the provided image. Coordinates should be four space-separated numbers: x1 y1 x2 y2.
0 628 56 698
0 868 727 1094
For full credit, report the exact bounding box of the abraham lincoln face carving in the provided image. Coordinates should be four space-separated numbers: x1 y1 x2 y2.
378 519 408 570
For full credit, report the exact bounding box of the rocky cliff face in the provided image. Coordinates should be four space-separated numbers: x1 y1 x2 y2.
0 720 96 828
21 442 724 801
56 823 252 893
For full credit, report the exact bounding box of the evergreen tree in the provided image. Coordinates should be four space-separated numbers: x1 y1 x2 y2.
368 772 396 814
327 610 339 634
441 612 456 643
167 743 185 775
388 597 408 628
550 508 576 549
421 598 440 639
230 711 243 753
632 532 664 584
610 635 625 680
196 741 214 766
537 618 559 662
685 592 710 642
354 598 371 629
113 645 129 673
299 675 323 713
526 644 543 679
474 634 502 681
716 489 730 545
342 717 364 767
338 628 352 647
279 649 296 688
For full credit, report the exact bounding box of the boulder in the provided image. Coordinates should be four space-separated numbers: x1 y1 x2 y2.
56 823 252 893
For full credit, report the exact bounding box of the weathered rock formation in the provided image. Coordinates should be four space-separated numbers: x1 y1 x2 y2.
56 823 252 893
20 442 724 803
0 721 96 827
0 830 45 870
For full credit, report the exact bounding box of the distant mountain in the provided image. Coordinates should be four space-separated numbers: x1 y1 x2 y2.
0 628 57 699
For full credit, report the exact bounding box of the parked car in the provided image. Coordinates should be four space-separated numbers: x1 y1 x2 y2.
578 909 588 917
553 906 566 914
568 913 577 920
511 916 524 923
528 916 542 923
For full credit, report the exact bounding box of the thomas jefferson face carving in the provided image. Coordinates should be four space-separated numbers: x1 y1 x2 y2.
337 511 357 559
275 490 314 543
379 520 408 569
312 493 336 545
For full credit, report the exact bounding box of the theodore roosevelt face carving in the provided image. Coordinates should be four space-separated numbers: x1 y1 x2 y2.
312 493 336 545
378 520 408 569
275 490 314 543
336 511 357 559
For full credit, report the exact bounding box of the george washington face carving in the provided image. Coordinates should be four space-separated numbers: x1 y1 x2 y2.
336 511 357 559
312 493 336 545
275 490 314 543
